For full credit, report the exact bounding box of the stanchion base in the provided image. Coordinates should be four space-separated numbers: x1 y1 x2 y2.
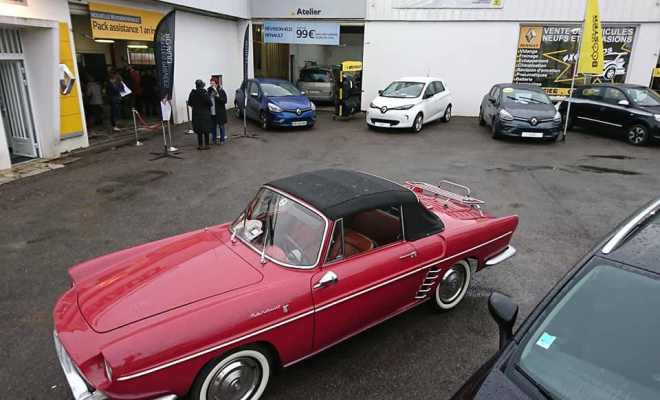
167 146 179 152
134 141 144 147
149 150 184 161
230 134 260 140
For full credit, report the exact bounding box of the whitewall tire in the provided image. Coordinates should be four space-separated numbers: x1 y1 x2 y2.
430 260 471 312
191 346 272 400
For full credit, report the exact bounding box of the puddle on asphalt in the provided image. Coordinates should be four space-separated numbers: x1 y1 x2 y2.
586 155 636 160
485 164 557 172
574 165 640 175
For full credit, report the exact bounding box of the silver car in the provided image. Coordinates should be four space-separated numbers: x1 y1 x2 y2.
296 66 336 102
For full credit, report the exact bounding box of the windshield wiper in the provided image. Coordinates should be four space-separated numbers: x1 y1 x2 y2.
514 364 558 400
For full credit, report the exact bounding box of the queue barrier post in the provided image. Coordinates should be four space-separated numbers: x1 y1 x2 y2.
131 108 143 147
185 101 194 134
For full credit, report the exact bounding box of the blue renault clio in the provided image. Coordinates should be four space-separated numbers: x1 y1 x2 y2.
234 78 317 130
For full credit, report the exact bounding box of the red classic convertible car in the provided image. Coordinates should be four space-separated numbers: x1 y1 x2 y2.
53 169 519 400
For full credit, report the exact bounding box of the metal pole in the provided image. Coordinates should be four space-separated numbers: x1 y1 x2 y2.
161 117 168 152
185 100 194 134
243 90 247 135
167 119 178 152
132 108 143 146
561 26 584 143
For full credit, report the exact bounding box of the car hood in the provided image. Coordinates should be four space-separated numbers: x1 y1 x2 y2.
458 368 531 400
504 103 556 120
269 96 312 110
639 105 660 114
371 96 420 108
72 231 263 333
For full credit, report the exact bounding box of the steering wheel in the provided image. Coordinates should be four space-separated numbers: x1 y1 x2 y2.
283 234 311 265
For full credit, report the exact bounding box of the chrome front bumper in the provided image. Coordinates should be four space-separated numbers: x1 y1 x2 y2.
54 331 177 400
485 245 517 266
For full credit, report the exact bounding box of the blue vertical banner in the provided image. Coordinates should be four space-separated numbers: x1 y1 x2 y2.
153 10 175 101
243 24 249 85
264 21 340 45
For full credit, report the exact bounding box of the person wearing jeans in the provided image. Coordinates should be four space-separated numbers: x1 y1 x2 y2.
209 77 228 145
106 73 124 132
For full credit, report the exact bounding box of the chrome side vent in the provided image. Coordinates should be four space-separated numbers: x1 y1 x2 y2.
415 268 441 300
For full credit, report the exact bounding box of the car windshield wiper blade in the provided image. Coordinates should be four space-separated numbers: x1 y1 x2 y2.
514 364 558 400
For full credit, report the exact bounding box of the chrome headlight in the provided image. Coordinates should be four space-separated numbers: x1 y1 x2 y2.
654 114 660 122
499 109 514 121
310 102 316 111
393 104 414 110
553 111 562 123
369 102 378 109
267 103 283 113
104 359 113 383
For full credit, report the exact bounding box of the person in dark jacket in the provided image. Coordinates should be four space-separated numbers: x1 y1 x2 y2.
188 79 213 150
208 77 228 145
140 71 157 116
106 73 124 132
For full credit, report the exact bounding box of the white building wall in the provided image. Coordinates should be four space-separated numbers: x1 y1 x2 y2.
172 13 253 124
158 0 249 19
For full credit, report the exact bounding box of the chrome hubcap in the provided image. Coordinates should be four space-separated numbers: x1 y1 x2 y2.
261 115 267 128
629 127 645 143
446 108 451 120
208 358 261 400
439 266 466 303
235 105 240 116
415 116 422 131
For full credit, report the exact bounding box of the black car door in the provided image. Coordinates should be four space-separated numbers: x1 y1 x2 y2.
572 86 604 129
485 86 501 124
597 87 632 132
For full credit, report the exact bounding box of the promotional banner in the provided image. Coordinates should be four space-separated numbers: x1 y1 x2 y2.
250 0 365 19
243 24 249 86
88 2 163 41
513 25 636 96
577 0 604 75
154 11 175 103
264 21 340 45
393 0 503 9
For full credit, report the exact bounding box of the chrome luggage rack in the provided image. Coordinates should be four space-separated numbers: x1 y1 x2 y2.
405 180 485 216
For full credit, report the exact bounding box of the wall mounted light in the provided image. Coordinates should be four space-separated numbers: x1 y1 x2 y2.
94 39 115 43
127 45 149 49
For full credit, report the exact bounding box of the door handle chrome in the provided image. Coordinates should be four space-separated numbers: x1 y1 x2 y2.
399 251 417 259
313 271 338 289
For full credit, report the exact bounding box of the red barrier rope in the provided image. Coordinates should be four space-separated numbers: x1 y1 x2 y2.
135 111 164 131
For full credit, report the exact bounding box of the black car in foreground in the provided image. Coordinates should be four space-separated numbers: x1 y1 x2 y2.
451 196 660 400
559 83 660 146
479 84 562 141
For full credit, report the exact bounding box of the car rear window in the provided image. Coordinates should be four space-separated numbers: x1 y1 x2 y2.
300 70 330 83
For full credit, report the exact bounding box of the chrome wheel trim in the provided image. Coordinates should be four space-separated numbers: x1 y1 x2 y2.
207 358 260 400
628 126 646 144
260 113 267 129
445 106 451 121
414 115 423 131
434 260 471 309
199 350 270 400
235 104 241 117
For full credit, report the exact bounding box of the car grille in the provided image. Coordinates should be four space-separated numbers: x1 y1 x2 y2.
371 118 400 126
283 108 312 114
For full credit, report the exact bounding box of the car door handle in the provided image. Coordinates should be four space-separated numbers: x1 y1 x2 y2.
313 271 338 289
399 251 417 259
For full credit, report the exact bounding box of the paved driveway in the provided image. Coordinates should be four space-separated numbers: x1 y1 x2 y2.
1 112 658 399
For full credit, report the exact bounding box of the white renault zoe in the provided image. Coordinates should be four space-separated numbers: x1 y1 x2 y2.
367 77 452 133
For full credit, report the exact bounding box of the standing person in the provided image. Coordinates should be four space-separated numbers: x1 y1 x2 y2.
188 79 213 150
106 73 124 132
208 77 228 145
141 71 156 116
85 75 103 126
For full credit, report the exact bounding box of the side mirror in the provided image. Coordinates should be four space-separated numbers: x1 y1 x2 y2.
618 99 630 107
250 92 259 99
378 90 383 95
488 97 497 104
488 292 518 350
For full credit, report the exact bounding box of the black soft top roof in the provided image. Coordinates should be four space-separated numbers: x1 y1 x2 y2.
268 169 417 220
268 169 444 241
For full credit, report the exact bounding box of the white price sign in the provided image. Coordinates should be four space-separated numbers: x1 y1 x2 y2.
264 21 340 45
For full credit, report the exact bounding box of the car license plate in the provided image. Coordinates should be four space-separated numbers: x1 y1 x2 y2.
522 132 543 138
374 122 390 127
292 121 307 126
308 90 321 94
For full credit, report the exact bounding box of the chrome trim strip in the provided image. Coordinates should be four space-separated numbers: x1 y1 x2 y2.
602 198 660 254
315 231 513 313
576 116 622 127
283 297 431 368
228 185 330 270
116 309 315 381
485 245 517 266
117 231 513 381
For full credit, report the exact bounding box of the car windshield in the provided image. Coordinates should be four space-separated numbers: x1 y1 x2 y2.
624 87 660 107
381 81 424 98
230 188 326 267
514 260 660 400
260 82 301 97
502 88 552 105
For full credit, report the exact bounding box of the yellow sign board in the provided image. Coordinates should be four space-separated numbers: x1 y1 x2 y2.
341 61 363 72
89 2 164 41
577 0 604 75
59 22 84 138
653 68 660 78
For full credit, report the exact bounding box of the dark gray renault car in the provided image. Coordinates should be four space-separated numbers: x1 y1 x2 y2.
451 196 660 400
479 84 562 141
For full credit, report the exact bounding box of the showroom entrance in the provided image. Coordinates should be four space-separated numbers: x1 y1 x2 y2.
0 29 39 164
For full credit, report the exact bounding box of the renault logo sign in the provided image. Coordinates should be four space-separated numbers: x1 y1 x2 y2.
530 117 538 126
525 28 537 43
296 108 302 116
381 106 387 114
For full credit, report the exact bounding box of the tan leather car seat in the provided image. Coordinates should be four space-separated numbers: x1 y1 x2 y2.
328 228 375 260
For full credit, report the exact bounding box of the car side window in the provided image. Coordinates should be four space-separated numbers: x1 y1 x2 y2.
433 81 445 93
580 86 603 101
249 82 259 97
493 87 502 103
602 88 626 105
489 86 497 98
424 83 435 98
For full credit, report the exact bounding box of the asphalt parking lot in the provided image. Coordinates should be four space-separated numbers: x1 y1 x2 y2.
1 111 659 400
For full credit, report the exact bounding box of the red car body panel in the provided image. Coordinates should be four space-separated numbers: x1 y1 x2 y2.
53 184 518 400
